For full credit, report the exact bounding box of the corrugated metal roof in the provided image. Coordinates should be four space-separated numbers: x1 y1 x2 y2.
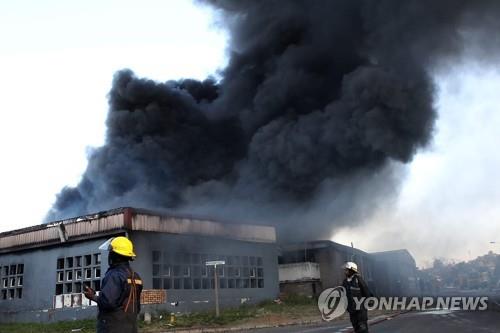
132 213 276 244
0 207 276 253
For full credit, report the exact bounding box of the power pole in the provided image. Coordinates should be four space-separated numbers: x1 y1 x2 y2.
206 260 225 317
214 264 219 317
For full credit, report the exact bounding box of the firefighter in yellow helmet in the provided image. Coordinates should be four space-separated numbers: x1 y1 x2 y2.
84 236 143 333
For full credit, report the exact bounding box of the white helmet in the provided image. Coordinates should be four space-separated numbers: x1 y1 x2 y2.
343 262 358 273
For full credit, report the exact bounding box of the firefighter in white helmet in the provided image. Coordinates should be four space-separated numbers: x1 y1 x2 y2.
342 262 372 333
84 236 143 333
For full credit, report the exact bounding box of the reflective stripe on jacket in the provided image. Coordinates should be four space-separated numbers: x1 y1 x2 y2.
96 262 143 333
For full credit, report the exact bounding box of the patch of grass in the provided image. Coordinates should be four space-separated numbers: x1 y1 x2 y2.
0 295 321 333
141 295 319 331
0 319 95 333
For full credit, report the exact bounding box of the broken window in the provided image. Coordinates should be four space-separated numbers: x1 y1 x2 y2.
217 266 225 277
55 284 63 295
257 257 263 266
53 253 102 305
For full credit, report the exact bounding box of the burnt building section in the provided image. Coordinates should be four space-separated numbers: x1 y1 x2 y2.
0 208 279 323
278 242 421 298
278 241 375 298
371 250 420 296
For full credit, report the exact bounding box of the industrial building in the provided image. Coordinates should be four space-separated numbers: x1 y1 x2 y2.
371 250 421 296
0 207 279 323
278 240 376 297
278 241 419 297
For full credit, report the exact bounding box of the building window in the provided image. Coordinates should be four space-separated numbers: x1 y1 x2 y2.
0 263 25 300
162 265 171 277
150 251 265 290
55 253 101 298
75 256 82 267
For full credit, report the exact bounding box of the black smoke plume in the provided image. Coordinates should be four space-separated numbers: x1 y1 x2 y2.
46 0 500 240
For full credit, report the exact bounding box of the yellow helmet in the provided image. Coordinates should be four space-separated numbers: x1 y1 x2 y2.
99 236 136 258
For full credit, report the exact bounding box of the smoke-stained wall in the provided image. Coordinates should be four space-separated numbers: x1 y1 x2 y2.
0 231 279 323
0 238 107 323
46 0 500 239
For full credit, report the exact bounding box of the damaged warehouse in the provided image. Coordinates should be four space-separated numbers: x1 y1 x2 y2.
278 241 421 298
0 207 279 323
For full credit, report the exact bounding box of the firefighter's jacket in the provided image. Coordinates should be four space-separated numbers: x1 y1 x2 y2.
342 274 372 314
95 262 143 333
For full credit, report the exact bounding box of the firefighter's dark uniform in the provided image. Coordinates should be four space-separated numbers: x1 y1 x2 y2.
95 262 143 333
342 274 371 333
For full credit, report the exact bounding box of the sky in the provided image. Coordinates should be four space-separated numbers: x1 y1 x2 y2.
1 1 499 266
0 0 227 230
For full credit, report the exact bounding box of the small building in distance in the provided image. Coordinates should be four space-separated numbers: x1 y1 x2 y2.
0 207 279 323
278 240 375 298
371 249 421 296
278 242 420 298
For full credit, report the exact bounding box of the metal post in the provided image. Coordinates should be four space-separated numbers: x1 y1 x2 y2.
214 264 220 317
206 260 225 317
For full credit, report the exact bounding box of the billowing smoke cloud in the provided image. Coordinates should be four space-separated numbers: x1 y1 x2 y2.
46 0 500 240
